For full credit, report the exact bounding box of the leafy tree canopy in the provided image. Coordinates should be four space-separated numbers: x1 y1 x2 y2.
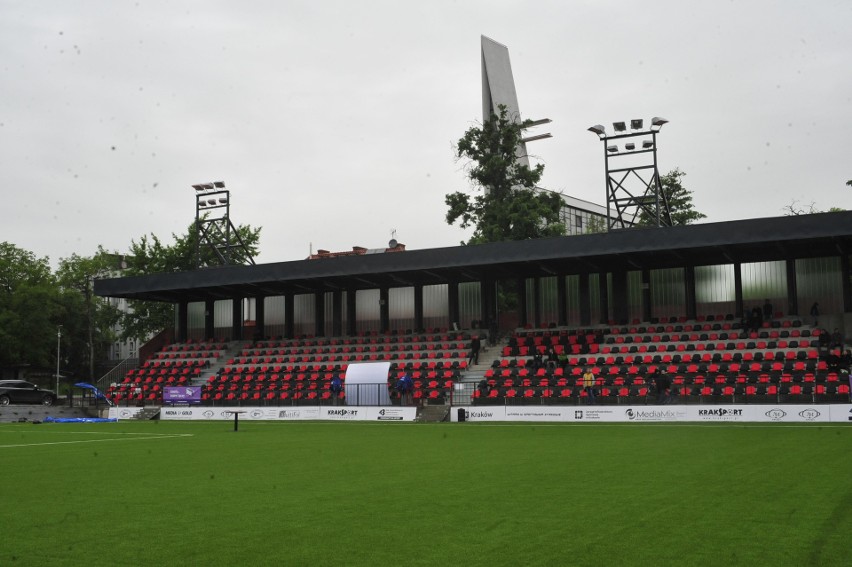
446 104 565 244
0 242 61 369
55 248 123 379
638 168 706 226
118 221 261 341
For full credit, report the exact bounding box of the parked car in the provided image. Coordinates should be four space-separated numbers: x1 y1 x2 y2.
0 380 57 406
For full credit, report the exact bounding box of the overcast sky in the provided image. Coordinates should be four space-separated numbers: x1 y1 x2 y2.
2 0 850 267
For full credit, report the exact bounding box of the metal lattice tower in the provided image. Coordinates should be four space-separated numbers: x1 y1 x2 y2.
192 181 256 268
588 118 672 230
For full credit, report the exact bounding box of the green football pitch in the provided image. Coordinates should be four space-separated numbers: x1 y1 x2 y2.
1 420 850 567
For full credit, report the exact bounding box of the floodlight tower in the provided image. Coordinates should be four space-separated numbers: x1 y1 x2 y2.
192 181 256 268
587 118 672 230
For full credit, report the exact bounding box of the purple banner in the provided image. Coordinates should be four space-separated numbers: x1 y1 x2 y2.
163 386 202 405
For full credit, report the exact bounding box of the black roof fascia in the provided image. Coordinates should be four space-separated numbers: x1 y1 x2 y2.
94 211 852 303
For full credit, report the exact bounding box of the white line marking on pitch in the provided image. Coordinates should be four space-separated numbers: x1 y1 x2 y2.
0 433 193 449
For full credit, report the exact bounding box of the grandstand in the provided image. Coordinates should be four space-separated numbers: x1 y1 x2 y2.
92 211 852 422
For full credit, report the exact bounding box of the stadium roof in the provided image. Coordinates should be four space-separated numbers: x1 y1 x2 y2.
94 212 852 304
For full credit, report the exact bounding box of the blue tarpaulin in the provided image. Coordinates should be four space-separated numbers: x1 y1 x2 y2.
74 382 114 406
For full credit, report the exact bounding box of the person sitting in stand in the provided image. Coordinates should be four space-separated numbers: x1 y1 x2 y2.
477 377 491 399
831 328 844 349
545 346 559 371
532 349 544 370
330 374 343 405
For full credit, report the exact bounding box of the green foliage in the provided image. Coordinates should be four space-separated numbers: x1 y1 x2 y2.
55 248 122 379
0 242 61 370
446 105 566 244
585 215 608 234
638 167 706 226
1 421 850 566
118 221 261 341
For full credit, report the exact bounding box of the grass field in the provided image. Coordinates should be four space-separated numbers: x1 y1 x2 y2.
1 420 851 567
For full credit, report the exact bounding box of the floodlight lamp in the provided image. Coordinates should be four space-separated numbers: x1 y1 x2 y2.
588 124 606 138
642 140 654 149
613 121 627 132
192 184 205 191
213 181 225 188
607 145 618 153
630 119 644 130
207 199 217 206
650 117 668 131
218 198 228 204
625 143 635 151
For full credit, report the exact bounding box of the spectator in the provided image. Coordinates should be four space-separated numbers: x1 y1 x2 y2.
841 349 852 371
810 302 819 326
330 374 343 404
831 328 844 349
763 299 773 322
654 370 672 405
468 335 481 366
545 346 559 371
582 367 596 405
477 378 491 398
532 349 544 370
396 373 414 406
818 329 831 348
750 306 763 334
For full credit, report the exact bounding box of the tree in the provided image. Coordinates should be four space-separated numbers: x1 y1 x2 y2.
446 105 565 244
55 248 122 380
0 242 62 373
638 168 706 226
585 215 608 234
118 221 261 341
782 200 845 215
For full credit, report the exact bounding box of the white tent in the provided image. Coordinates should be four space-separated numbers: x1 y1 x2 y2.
344 362 392 406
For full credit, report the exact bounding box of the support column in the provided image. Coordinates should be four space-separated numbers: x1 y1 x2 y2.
557 275 568 327
480 276 495 332
685 266 697 321
284 293 295 339
599 272 610 325
786 260 799 316
612 270 628 325
204 299 215 340
414 285 424 332
517 277 528 328
579 273 591 327
379 288 389 332
332 291 343 337
734 263 743 319
447 282 459 330
177 301 188 342
231 298 243 341
315 292 325 337
255 296 265 341
641 269 652 323
533 277 542 328
346 290 357 336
